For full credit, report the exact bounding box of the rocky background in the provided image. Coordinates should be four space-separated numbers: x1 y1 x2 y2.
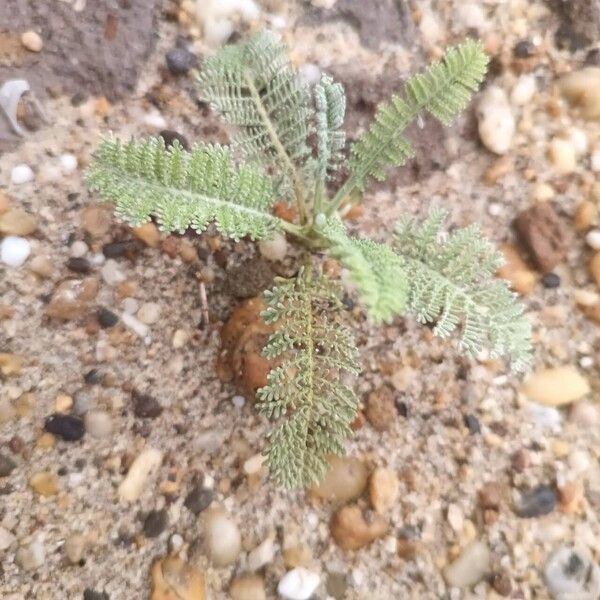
1 0 600 599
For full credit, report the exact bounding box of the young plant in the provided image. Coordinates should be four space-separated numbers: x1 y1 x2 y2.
87 32 532 488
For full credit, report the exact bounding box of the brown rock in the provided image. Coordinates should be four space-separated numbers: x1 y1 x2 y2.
0 353 23 376
311 456 368 503
365 387 396 431
483 156 514 185
217 297 276 399
150 557 205 600
589 252 600 288
330 505 388 550
369 467 399 514
29 471 59 496
46 278 99 320
574 200 597 231
0 208 38 236
81 205 112 238
229 574 266 600
514 203 570 272
477 482 505 510
497 244 537 295
558 481 583 514
133 223 161 248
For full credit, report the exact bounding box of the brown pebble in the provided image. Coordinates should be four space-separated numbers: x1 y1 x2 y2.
589 252 600 288
491 571 513 596
512 449 530 472
369 467 399 514
0 353 23 376
330 505 388 550
29 471 59 496
133 223 161 248
497 244 537 295
483 156 513 185
514 203 570 272
397 538 418 561
365 387 396 432
81 205 112 238
478 482 505 510
558 481 583 514
574 200 596 231
21 30 43 52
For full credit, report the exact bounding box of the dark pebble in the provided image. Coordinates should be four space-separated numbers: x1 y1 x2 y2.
165 47 196 75
184 483 214 515
326 572 348 600
44 413 85 441
0 453 17 477
102 240 135 259
132 392 163 419
555 22 590 52
585 48 600 67
67 257 91 274
513 40 535 58
84 369 101 385
97 307 119 328
83 589 109 600
71 92 88 107
490 571 512 596
463 413 481 435
515 484 557 518
395 400 408 418
143 509 168 538
8 436 24 454
159 130 190 151
541 272 561 289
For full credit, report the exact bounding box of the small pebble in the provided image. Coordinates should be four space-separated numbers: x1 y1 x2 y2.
521 366 590 406
29 471 60 496
83 590 109 600
558 68 600 120
548 138 577 174
258 233 288 262
443 540 490 588
137 302 161 325
64 534 87 564
20 30 43 52
1 236 31 267
515 484 557 518
81 206 112 238
277 568 320 600
311 456 368 503
477 86 515 154
511 74 536 106
166 47 196 75
513 39 535 58
143 111 167 130
204 508 242 566
11 164 34 184
121 312 149 338
230 573 266 600
544 546 600 600
67 256 91 274
0 526 16 551
150 556 205 600
59 153 78 174
0 452 17 477
463 413 481 434
184 483 214 515
586 229 600 250
569 401 600 427
133 223 161 247
70 240 89 258
118 447 163 502
330 504 387 550
97 307 119 328
231 394 245 408
248 537 275 571
542 273 561 289
44 413 85 441
101 259 126 285
0 208 38 236
369 467 399 514
84 410 113 438
143 509 168 538
159 130 190 150
16 538 45 570
102 240 134 258
133 392 163 418
29 254 53 278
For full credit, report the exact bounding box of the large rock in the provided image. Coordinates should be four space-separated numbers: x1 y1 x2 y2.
0 0 159 100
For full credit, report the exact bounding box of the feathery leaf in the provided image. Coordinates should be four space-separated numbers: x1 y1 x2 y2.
320 217 408 323
198 31 313 197
257 272 360 488
345 39 488 193
395 209 532 372
86 137 280 241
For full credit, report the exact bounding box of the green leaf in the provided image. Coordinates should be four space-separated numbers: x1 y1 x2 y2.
198 31 313 197
342 39 488 195
395 208 532 372
320 217 408 323
257 272 360 488
86 136 280 241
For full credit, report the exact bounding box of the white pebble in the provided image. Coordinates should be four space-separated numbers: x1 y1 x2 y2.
232 395 245 408
121 312 150 339
16 537 45 571
248 536 275 571
487 202 502 216
84 410 113 438
454 2 489 32
511 74 536 106
137 302 161 325
143 111 167 130
60 153 78 174
544 546 600 600
443 541 490 588
548 138 577 174
11 164 34 185
70 240 89 258
419 10 442 46
579 356 594 369
477 86 515 155
258 233 288 262
122 297 139 315
172 328 189 349
204 509 242 566
585 229 600 250
204 18 234 47
101 259 126 285
527 402 562 430
277 568 320 600
591 149 600 173
1 236 31 267
568 450 591 474
243 453 265 475
298 63 322 86
118 447 163 502
568 128 588 156
0 526 16 551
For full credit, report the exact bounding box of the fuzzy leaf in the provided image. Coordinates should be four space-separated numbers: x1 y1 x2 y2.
395 209 532 372
257 272 360 488
86 137 280 241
